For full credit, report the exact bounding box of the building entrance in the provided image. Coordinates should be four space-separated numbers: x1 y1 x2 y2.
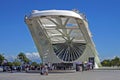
89 57 95 65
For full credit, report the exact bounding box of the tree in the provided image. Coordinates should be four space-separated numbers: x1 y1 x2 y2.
0 54 5 66
31 62 39 66
101 59 111 67
111 56 120 66
7 62 13 66
17 52 31 64
101 56 120 67
118 61 120 67
13 59 21 66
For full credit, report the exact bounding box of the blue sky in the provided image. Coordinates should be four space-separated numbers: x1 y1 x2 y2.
0 0 120 61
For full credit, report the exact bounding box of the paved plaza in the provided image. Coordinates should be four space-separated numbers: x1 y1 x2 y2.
0 70 120 80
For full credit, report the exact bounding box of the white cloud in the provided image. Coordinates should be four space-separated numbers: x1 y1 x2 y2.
5 55 17 62
25 52 41 63
26 52 40 59
5 52 41 63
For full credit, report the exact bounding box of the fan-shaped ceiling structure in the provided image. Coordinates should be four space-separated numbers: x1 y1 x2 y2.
36 15 87 61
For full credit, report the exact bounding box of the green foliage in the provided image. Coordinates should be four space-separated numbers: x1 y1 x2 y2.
111 56 120 66
101 59 111 66
101 56 120 67
118 61 120 67
39 63 43 66
7 62 13 66
0 54 5 65
0 52 41 67
31 62 39 66
17 52 31 64
13 59 21 66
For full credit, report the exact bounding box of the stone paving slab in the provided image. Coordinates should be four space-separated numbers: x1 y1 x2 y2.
0 70 120 80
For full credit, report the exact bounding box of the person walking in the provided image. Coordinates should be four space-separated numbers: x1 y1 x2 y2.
44 64 48 75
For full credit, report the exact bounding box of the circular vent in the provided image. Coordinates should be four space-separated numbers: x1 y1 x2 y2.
53 43 86 62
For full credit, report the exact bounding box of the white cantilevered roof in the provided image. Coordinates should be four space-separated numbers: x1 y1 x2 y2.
27 10 87 44
30 10 83 19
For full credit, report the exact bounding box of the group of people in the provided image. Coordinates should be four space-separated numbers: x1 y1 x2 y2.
3 65 22 72
40 64 48 75
76 62 94 72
